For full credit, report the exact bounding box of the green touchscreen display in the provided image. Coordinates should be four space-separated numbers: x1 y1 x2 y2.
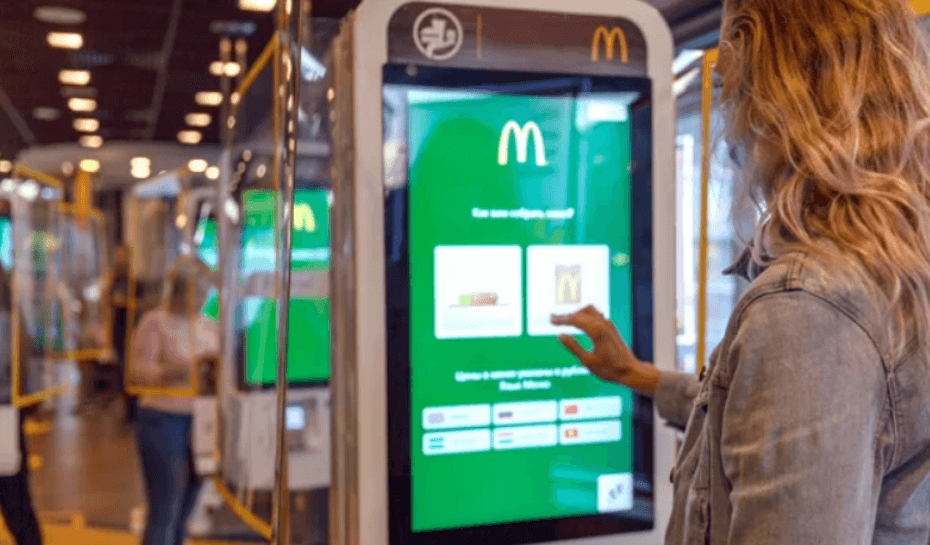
405 89 636 531
240 189 331 385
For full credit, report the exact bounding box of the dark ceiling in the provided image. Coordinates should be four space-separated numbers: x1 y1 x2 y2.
0 0 361 157
0 0 722 160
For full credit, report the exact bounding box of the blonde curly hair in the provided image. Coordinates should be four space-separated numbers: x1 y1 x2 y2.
720 0 930 356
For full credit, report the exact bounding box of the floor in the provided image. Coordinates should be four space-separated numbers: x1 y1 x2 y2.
0 362 325 544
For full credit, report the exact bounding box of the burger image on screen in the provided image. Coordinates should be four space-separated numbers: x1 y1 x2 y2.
456 292 500 307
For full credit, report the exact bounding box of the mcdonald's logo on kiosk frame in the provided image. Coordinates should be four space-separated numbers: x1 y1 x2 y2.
591 25 629 63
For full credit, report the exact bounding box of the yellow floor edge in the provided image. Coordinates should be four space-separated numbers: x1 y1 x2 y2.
0 520 259 545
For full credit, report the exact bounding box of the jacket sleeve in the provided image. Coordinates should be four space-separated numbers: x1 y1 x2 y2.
720 292 885 543
654 370 700 430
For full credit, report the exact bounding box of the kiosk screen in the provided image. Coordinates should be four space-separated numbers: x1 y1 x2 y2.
385 66 654 541
239 189 331 386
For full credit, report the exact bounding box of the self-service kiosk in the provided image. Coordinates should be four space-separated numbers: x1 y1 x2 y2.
330 1 675 544
0 170 65 476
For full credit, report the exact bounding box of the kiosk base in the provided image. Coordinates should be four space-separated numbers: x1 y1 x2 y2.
223 387 330 490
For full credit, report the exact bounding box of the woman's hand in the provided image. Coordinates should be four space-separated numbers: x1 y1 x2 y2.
551 305 661 398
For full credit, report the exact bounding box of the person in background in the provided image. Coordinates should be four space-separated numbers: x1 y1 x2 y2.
108 245 134 424
132 256 218 545
554 0 930 542
0 266 42 545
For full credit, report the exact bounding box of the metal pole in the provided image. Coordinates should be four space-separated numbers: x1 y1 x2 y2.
216 33 234 491
271 0 306 541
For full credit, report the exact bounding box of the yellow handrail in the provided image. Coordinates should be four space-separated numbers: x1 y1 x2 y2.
697 49 717 376
12 164 63 189
213 477 273 541
235 38 277 103
911 0 930 15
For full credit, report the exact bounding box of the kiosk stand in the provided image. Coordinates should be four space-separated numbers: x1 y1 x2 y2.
330 1 675 544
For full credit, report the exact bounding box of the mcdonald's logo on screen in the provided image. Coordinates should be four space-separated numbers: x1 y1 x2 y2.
591 25 629 63
555 265 582 305
497 121 547 167
293 203 317 233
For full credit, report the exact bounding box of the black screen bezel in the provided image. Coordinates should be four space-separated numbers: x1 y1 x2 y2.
384 64 656 545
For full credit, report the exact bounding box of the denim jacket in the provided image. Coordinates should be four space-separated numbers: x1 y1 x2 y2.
655 249 930 544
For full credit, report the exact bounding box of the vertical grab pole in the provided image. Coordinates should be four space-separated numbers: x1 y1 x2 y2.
271 0 306 541
216 30 234 495
696 48 717 376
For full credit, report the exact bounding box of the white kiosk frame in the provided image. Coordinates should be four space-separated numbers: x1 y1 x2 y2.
332 1 676 544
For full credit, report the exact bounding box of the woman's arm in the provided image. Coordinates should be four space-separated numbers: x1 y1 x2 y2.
721 292 884 543
552 306 700 429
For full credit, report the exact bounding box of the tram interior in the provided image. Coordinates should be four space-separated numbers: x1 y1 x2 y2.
0 0 926 544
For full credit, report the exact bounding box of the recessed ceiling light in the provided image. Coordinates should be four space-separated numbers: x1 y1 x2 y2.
79 135 103 149
188 159 208 173
79 159 100 173
73 118 99 132
185 113 211 127
205 166 220 180
33 107 60 121
177 130 202 145
47 32 83 50
68 97 96 112
195 91 223 107
59 69 90 86
209 61 242 78
0 161 11 173
131 157 151 170
239 0 276 12
34 6 87 25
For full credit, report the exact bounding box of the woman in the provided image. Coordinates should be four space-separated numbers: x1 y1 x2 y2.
132 256 218 545
554 0 930 542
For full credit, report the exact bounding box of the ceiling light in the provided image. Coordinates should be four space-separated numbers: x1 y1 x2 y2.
256 164 267 177
185 113 211 127
73 118 99 132
34 6 87 25
205 166 220 180
177 130 202 145
239 0 276 12
47 32 83 50
0 161 11 173
0 179 14 192
79 135 102 149
68 97 96 112
130 157 150 170
79 159 100 173
33 107 60 121
59 69 90 86
18 181 40 202
188 159 208 173
209 61 240 77
61 162 74 176
195 91 223 107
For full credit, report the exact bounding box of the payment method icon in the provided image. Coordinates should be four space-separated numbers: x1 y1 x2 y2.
564 404 579 416
497 411 514 420
497 431 515 446
427 436 445 451
565 428 579 439
427 412 445 425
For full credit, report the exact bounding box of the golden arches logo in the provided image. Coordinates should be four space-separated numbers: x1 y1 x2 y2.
293 203 317 233
591 26 629 63
497 121 547 167
556 265 581 305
